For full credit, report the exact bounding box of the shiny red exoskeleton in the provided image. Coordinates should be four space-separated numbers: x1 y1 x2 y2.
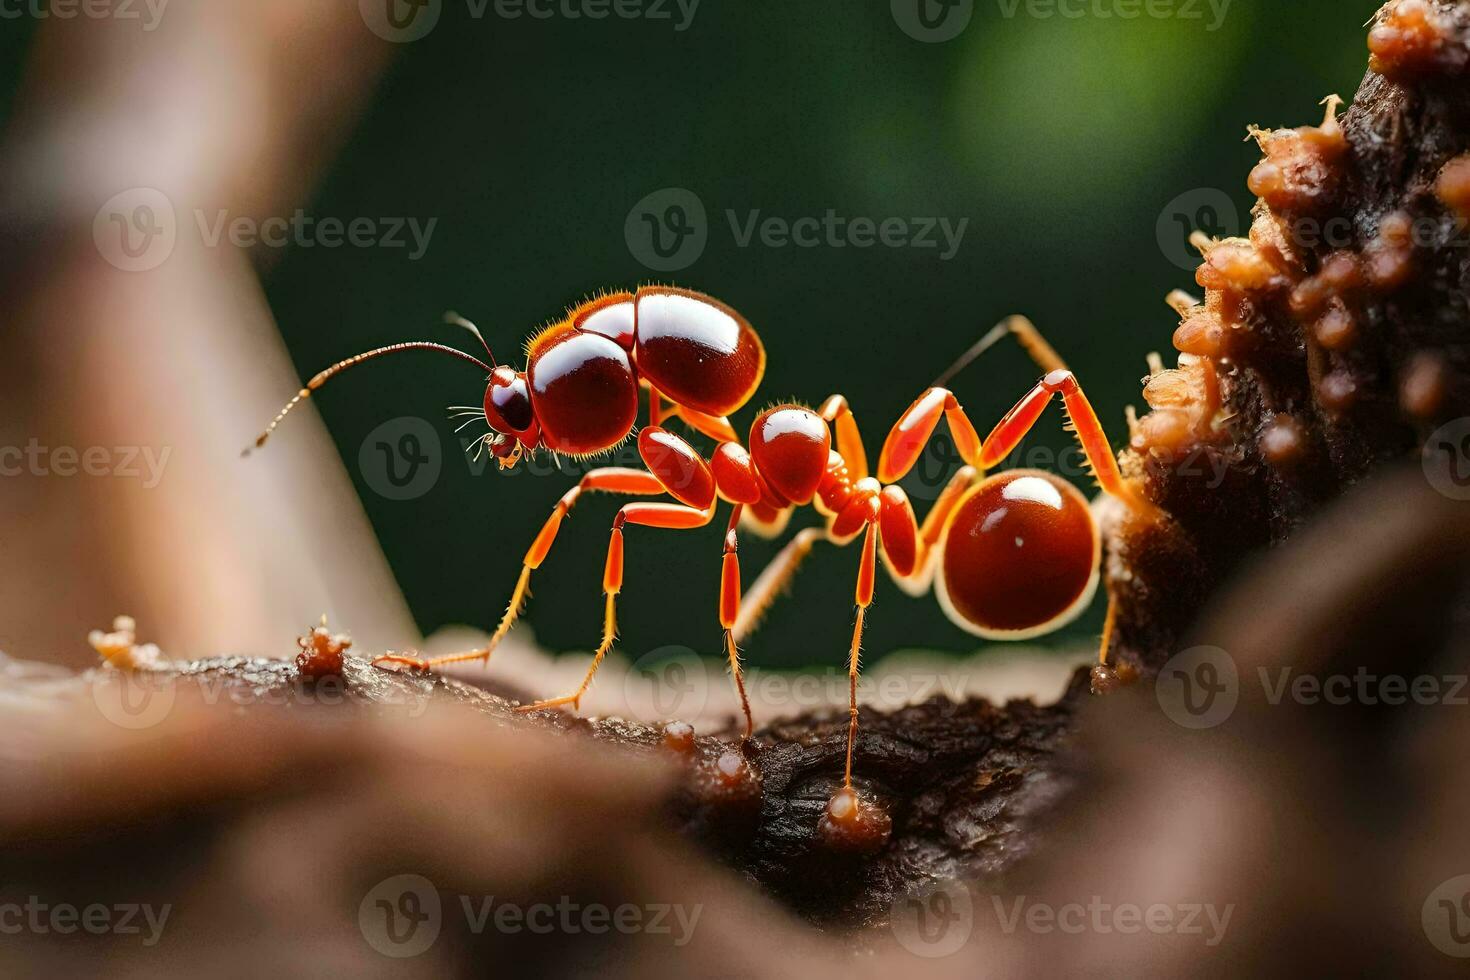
251 293 1158 827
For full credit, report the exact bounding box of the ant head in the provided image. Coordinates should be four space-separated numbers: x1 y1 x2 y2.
483 365 540 465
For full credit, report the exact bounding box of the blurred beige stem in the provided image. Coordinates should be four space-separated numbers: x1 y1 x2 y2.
0 2 416 663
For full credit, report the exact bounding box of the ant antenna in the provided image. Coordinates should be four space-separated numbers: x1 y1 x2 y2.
444 311 497 367
244 342 493 456
931 315 1067 389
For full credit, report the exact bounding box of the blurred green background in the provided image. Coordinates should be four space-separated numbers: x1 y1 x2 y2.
2 0 1382 668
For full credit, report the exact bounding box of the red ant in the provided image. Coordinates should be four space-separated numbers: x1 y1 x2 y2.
250 285 1158 827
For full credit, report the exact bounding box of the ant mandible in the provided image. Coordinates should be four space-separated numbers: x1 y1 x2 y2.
249 285 1159 826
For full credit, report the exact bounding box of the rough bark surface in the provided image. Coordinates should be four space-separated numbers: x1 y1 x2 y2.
1108 0 1470 676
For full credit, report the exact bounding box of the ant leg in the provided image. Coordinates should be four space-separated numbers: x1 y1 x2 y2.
1098 581 1119 666
843 519 880 788
876 387 984 484
981 370 1159 517
916 466 980 556
670 404 740 443
372 467 667 671
719 505 755 738
876 315 1076 483
735 468 983 641
516 501 717 714
932 314 1068 389
818 394 868 482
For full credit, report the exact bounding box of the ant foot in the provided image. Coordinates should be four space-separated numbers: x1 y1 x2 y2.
514 694 582 714
1090 661 1139 695
372 653 432 672
818 785 892 854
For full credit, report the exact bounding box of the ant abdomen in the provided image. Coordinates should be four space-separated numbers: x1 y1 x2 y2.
632 287 766 418
935 470 1101 640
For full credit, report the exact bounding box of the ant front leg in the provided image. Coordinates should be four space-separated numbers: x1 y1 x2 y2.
728 394 867 642
982 369 1159 519
513 425 727 714
875 314 1077 484
876 387 984 485
984 370 1157 676
669 403 740 444
373 467 668 672
818 394 869 481
515 500 716 715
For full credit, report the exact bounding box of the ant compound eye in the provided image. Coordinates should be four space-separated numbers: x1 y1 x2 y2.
484 368 535 435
